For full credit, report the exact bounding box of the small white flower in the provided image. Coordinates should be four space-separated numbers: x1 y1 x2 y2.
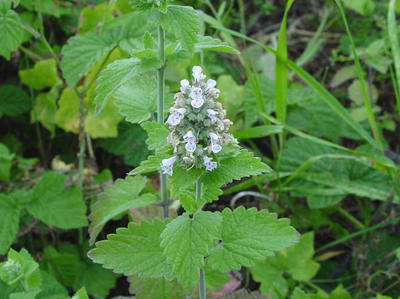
203 156 217 171
192 66 206 82
206 79 216 90
161 156 177 176
183 130 196 143
166 108 186 126
185 142 196 153
190 87 203 100
191 98 204 109
209 132 220 143
180 79 190 92
207 109 218 124
211 143 222 153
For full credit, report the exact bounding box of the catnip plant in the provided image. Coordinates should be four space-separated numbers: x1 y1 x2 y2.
87 1 299 298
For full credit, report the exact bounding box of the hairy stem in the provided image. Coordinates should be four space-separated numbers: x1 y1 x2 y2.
157 25 168 219
196 179 206 298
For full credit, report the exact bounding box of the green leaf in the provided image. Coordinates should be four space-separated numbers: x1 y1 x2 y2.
0 248 41 291
234 125 283 139
141 122 170 151
88 219 174 279
128 146 172 175
98 122 150 167
160 211 222 290
89 175 157 244
0 143 13 181
71 287 89 299
19 59 61 90
61 33 116 88
194 35 239 54
128 275 185 299
36 271 69 299
285 232 320 281
0 10 24 60
0 194 20 254
207 207 299 272
94 57 162 113
55 88 80 134
26 172 88 229
217 75 245 121
114 75 157 123
30 91 57 136
0 85 31 117
157 5 198 53
79 2 114 34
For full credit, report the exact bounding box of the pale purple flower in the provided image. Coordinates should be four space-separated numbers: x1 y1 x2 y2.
192 66 206 82
211 143 222 153
207 109 218 124
161 156 177 176
180 79 190 92
190 87 204 108
203 156 217 171
206 79 216 90
209 132 220 143
166 108 186 126
183 130 196 143
185 142 196 153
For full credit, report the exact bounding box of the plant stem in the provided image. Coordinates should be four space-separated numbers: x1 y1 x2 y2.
337 206 365 230
157 25 168 219
195 179 206 299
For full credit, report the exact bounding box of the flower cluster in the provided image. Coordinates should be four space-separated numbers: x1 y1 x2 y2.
161 66 234 176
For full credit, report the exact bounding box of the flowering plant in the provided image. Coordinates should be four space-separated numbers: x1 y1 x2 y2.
161 66 234 175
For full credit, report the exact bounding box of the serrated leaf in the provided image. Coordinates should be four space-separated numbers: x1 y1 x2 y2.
141 122 170 150
71 287 89 299
0 85 31 117
61 33 117 88
114 75 157 123
157 5 199 53
160 211 222 290
0 249 41 291
94 57 162 113
30 91 57 136
88 219 174 279
0 10 24 60
208 207 299 272
55 88 80 133
128 275 185 299
128 146 172 175
19 59 61 90
195 35 240 54
89 175 157 244
36 271 69 299
0 143 13 182
0 194 19 254
26 172 88 229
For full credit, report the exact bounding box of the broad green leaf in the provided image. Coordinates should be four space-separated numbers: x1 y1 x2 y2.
26 172 88 229
0 248 41 291
41 246 79 287
128 275 185 299
0 10 24 60
55 88 80 133
161 211 222 290
207 207 299 272
94 57 162 113
114 75 157 123
204 262 229 291
285 232 320 281
0 194 19 254
0 85 31 117
88 219 174 279
217 75 245 121
89 175 156 244
19 59 61 90
98 122 150 167
291 287 310 299
0 143 13 181
71 287 89 299
194 35 240 54
36 271 69 299
128 146 172 175
30 91 57 136
141 122 170 150
330 65 358 88
20 0 71 17
61 33 117 88
79 2 114 33
157 5 198 53
343 0 375 15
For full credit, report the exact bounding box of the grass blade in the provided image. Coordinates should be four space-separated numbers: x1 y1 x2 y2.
335 0 383 151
